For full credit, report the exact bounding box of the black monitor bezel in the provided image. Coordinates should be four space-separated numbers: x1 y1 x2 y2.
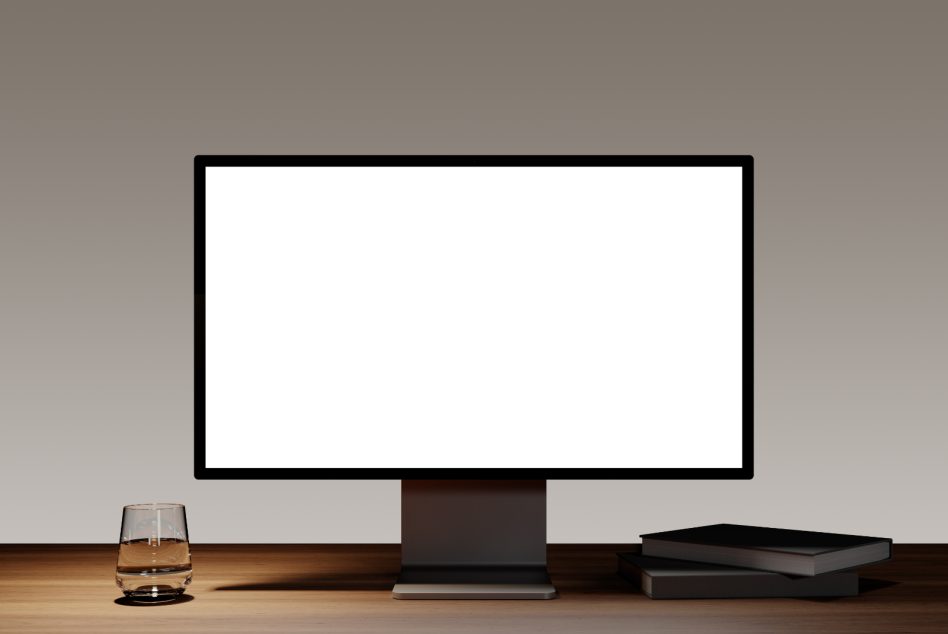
195 155 753 480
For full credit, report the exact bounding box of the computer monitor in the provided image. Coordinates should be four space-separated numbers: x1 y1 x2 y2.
195 155 753 599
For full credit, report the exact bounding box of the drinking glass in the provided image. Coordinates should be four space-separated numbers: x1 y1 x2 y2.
116 503 192 602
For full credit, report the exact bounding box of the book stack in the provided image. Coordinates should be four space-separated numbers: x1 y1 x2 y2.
618 524 892 599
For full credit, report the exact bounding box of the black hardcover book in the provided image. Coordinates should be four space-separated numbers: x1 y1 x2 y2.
641 524 891 576
618 553 859 599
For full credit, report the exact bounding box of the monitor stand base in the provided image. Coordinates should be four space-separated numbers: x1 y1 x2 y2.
394 480 557 600
394 566 556 599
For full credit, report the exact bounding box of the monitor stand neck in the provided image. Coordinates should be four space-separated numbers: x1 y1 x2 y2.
394 480 557 599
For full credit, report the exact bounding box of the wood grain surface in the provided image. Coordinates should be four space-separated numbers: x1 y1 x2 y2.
0 544 944 633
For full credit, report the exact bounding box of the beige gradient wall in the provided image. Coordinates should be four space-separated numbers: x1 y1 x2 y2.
1 1 946 543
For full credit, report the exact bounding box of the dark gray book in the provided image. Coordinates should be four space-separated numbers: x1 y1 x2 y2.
641 524 891 576
618 553 859 599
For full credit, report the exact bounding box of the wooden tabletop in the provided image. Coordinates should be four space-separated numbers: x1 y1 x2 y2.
1 544 945 633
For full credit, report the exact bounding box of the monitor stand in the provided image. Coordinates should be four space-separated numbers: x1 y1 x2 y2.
393 480 557 600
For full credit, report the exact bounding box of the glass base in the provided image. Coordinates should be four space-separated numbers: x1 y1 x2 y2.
117 568 192 603
122 587 186 603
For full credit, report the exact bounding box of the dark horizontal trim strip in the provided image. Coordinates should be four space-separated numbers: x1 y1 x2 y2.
196 155 752 169
195 467 753 480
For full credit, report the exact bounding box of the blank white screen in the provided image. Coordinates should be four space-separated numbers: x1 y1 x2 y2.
204 165 743 469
